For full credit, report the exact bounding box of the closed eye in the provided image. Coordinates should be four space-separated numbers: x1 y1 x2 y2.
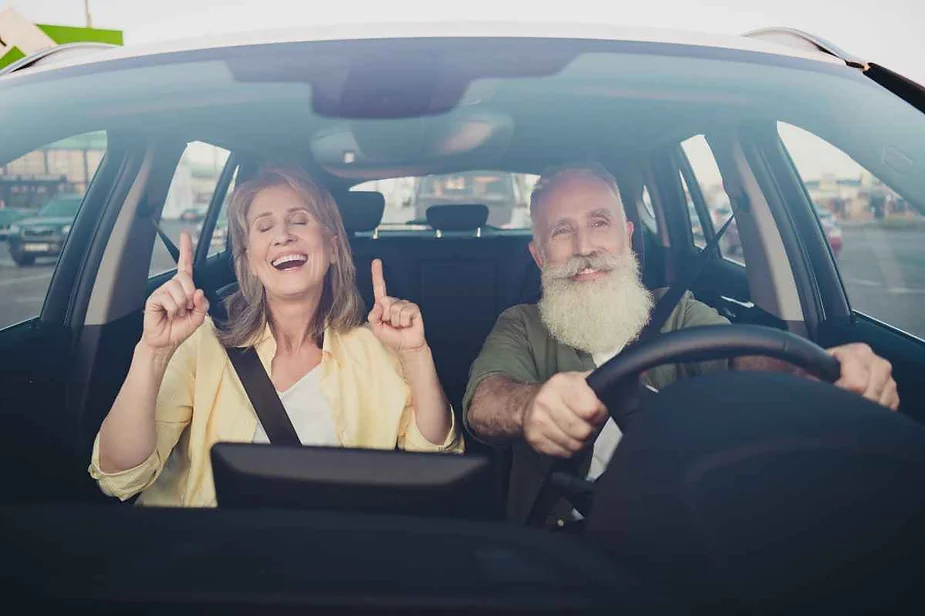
289 212 312 226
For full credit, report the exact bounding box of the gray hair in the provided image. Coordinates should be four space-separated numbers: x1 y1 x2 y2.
530 160 624 222
215 165 364 348
528 161 629 257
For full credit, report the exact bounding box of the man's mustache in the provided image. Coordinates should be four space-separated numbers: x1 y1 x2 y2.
544 252 621 280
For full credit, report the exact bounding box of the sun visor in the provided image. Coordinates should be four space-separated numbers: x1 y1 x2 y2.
311 108 513 176
224 39 575 119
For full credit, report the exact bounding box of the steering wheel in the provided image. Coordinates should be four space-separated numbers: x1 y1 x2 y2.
528 324 842 527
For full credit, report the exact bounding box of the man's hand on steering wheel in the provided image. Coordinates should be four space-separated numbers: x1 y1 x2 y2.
521 334 899 459
828 343 899 411
522 372 608 458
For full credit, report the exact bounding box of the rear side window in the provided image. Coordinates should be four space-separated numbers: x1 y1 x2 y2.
679 135 738 263
351 171 539 231
149 142 231 276
0 130 107 330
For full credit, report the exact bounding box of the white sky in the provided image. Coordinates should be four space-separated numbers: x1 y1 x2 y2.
5 0 922 185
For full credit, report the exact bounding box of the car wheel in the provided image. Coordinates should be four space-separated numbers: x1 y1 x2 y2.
11 249 35 266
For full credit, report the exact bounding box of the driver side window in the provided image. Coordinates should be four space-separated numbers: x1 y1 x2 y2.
778 122 925 341
0 130 107 330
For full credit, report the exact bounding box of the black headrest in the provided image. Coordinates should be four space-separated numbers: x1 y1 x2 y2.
426 204 488 231
338 191 385 233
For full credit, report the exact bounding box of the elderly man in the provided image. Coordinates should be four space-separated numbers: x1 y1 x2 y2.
462 162 899 525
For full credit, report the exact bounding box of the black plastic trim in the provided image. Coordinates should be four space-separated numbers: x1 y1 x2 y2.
757 124 851 321
865 63 925 115
194 154 237 265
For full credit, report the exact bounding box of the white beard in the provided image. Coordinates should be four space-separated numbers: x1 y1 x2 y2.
538 251 654 355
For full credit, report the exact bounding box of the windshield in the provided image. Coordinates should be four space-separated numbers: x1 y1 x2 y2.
3 36 925 519
4 41 924 210
38 196 82 218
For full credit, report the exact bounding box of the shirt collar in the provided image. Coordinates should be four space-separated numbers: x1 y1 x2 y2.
254 320 337 365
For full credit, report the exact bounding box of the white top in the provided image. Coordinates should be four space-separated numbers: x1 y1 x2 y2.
252 365 340 446
587 347 624 481
16 22 843 79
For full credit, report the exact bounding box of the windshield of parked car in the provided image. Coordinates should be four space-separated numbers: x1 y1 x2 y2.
38 196 82 218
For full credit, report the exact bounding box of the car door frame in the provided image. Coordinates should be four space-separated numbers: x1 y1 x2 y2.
750 120 925 421
0 131 147 503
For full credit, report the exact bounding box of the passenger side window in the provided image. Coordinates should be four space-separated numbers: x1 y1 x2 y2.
679 173 706 249
679 135 740 264
0 131 107 329
206 166 238 258
149 142 231 276
778 122 925 340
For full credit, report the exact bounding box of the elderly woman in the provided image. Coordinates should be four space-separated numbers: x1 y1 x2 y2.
89 165 462 507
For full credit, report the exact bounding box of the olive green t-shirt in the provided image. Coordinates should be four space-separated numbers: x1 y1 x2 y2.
461 289 730 524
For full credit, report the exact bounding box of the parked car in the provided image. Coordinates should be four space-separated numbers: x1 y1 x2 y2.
815 204 844 256
0 207 27 240
1 23 925 612
6 194 82 265
180 205 208 222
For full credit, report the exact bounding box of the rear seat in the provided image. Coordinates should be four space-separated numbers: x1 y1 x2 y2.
341 195 540 422
216 190 655 436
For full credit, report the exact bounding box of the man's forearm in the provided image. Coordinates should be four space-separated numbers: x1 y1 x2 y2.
466 375 540 444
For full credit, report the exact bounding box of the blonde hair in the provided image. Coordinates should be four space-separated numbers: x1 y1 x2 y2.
215 165 364 348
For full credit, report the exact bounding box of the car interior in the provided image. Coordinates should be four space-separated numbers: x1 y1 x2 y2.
3 36 925 610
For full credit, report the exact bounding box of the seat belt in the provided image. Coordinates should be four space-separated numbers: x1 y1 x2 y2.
151 222 301 446
225 346 301 446
637 193 745 341
151 217 181 263
526 193 745 527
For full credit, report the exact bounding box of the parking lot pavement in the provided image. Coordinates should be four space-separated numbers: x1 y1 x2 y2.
839 226 925 340
0 220 203 329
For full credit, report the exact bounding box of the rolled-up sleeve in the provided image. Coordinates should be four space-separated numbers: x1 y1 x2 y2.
87 335 197 500
461 306 539 435
398 400 464 453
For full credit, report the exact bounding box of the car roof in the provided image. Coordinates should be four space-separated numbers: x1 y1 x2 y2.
5 21 845 79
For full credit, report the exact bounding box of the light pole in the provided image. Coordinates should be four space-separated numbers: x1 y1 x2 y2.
84 0 93 28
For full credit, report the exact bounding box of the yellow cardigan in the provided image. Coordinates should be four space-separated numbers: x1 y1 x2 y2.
89 319 464 507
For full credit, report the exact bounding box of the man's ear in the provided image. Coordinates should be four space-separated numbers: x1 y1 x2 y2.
528 240 543 269
626 219 635 239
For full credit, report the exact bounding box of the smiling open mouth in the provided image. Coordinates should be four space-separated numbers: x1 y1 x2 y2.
271 254 308 270
571 267 605 279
